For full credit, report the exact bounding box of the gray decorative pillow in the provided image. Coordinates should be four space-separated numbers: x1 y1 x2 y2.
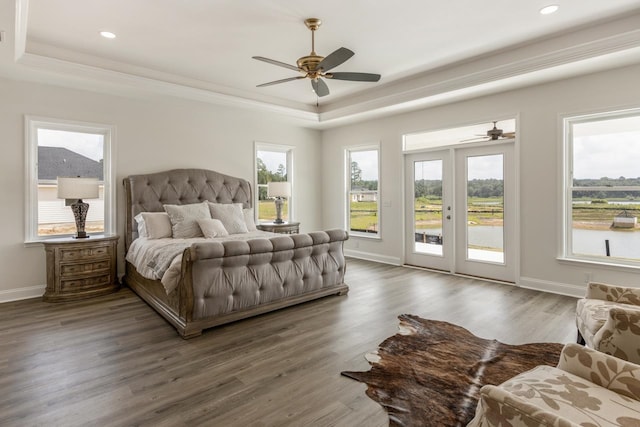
134 212 173 239
208 202 249 234
243 208 257 232
163 201 211 238
197 218 229 238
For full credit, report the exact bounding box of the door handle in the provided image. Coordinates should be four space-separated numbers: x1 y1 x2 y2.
446 215 451 220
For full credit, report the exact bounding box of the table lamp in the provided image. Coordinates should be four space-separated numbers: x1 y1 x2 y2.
57 177 100 238
267 181 291 224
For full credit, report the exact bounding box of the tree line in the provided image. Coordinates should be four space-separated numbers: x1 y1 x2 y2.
257 158 287 200
351 161 378 190
414 179 504 198
573 177 640 199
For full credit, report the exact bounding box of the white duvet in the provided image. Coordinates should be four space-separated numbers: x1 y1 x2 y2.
126 231 274 294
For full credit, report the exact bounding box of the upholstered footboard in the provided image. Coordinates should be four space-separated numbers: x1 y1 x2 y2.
125 230 349 338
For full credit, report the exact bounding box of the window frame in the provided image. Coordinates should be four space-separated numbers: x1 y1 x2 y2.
24 116 116 243
562 107 640 267
254 142 294 223
345 143 381 238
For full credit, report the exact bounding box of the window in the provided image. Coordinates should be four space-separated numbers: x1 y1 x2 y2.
255 143 293 223
563 108 640 266
25 117 115 242
347 145 380 236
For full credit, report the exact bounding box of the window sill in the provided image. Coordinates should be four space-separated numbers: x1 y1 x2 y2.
557 256 640 273
349 232 381 241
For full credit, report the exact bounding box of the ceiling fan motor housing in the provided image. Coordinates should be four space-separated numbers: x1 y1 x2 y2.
297 55 324 74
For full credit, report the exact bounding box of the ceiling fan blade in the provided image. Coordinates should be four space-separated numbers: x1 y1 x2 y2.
327 72 381 82
502 132 516 138
317 47 354 72
257 76 305 87
311 79 330 97
252 56 300 72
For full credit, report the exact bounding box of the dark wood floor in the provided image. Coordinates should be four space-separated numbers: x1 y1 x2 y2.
0 258 578 427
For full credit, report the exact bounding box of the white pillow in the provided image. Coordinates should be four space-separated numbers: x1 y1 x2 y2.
208 202 249 234
197 218 229 238
163 201 211 238
134 212 173 239
243 208 257 232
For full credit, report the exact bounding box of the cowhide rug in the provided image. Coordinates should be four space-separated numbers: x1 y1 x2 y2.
341 314 564 427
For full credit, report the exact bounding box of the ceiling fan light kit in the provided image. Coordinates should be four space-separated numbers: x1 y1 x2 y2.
253 18 381 97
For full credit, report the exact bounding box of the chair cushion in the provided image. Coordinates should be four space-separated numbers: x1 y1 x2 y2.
471 365 640 426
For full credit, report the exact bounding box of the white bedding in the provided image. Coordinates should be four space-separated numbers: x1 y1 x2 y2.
126 231 275 294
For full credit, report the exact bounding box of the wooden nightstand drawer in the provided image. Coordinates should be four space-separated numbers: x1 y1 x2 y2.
60 260 110 276
60 245 110 261
61 274 112 292
43 235 120 302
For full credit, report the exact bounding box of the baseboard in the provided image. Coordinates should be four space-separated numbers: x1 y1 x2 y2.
0 284 46 303
519 276 584 298
344 249 402 266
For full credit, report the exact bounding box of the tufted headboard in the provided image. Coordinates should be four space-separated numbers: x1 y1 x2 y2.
123 169 252 251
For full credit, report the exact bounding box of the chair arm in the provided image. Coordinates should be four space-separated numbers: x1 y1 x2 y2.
558 343 640 401
591 306 640 365
586 282 640 305
468 384 576 427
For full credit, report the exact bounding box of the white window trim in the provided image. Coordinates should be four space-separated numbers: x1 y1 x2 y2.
560 106 640 267
24 116 116 243
345 143 381 239
254 142 295 222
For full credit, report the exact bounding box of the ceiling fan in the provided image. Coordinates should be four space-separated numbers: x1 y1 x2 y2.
252 18 381 97
461 121 516 142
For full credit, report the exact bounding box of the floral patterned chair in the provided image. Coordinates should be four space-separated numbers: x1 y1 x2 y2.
576 281 640 364
468 343 640 426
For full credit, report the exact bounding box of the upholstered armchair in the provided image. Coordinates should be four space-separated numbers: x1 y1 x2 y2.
576 281 640 364
468 343 640 426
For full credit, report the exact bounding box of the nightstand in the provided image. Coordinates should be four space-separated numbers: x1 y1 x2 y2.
43 235 119 302
257 221 300 234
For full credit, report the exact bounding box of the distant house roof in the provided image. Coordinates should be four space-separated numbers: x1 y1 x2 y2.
38 147 103 180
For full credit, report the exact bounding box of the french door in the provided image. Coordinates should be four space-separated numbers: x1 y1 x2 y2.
404 143 516 282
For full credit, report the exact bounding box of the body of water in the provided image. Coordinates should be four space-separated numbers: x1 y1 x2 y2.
574 201 640 205
573 229 640 259
416 226 640 260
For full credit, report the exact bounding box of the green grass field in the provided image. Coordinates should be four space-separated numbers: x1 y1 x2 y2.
261 198 639 232
257 200 289 222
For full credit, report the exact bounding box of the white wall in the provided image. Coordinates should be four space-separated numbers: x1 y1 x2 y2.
321 63 640 297
0 77 321 301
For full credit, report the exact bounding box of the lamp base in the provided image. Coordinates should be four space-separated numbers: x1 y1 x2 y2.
274 197 285 225
70 199 90 239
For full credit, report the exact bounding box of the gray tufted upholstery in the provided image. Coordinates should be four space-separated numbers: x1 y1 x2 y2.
187 230 347 319
123 169 252 250
123 169 349 337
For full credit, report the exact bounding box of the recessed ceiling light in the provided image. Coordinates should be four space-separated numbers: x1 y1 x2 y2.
539 5 559 15
100 31 116 39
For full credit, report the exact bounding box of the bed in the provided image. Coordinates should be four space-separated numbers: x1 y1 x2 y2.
123 168 349 338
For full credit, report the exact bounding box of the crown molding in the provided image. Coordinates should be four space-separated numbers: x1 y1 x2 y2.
8 1 640 129
317 27 640 127
15 52 320 123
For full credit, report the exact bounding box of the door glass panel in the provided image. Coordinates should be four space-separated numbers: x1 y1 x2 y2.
414 160 443 255
467 154 504 263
